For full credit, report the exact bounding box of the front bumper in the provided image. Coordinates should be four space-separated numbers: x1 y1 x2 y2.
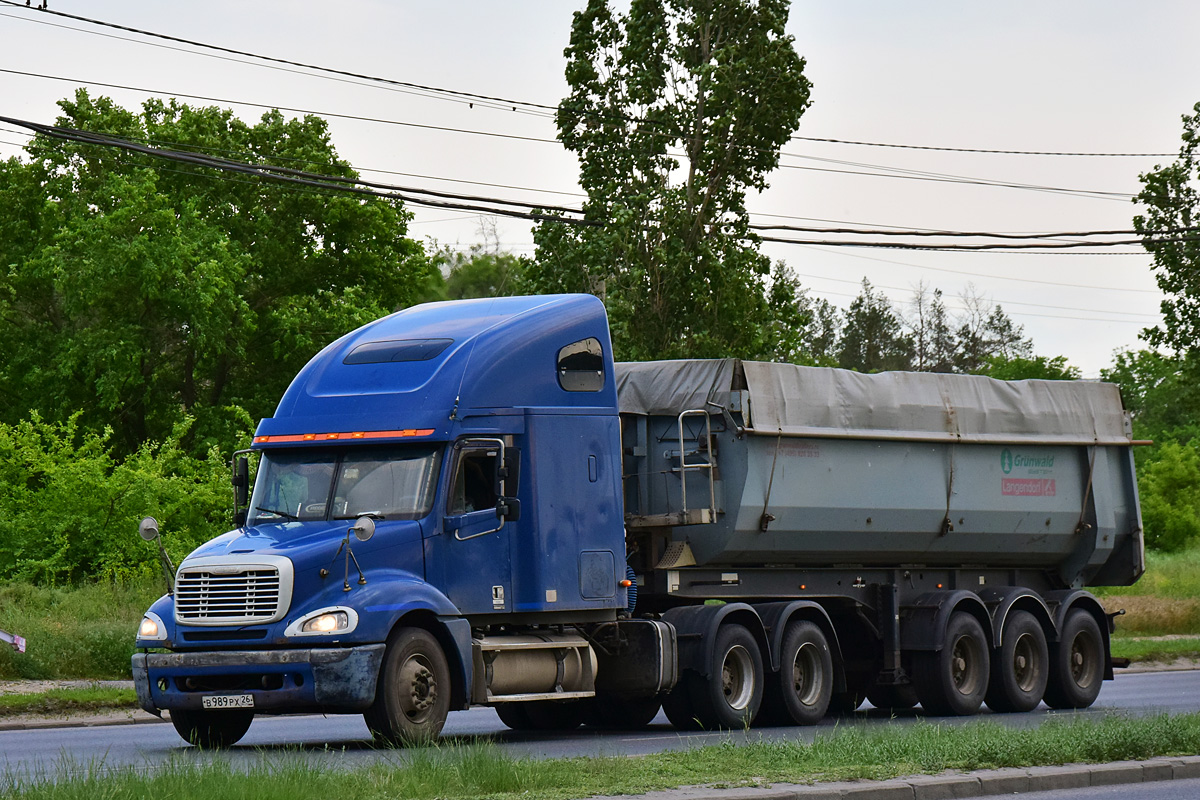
132 645 386 716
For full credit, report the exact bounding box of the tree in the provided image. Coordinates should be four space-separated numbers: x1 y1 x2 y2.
838 280 913 372
982 355 1081 382
1135 102 1200 357
523 0 813 361
906 283 956 373
1101 349 1200 442
953 286 1033 374
0 90 433 454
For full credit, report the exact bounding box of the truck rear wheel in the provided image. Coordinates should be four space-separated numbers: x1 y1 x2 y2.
985 610 1048 713
587 693 662 730
1043 609 1103 709
170 708 254 748
913 611 989 716
365 627 451 744
762 621 832 726
690 623 763 729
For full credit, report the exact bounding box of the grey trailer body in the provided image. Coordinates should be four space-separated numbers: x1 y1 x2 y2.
619 359 1142 721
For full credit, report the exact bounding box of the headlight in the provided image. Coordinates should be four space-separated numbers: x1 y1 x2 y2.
303 611 349 633
284 607 359 637
137 612 167 641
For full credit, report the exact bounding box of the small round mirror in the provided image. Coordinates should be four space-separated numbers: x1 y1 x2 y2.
351 515 375 542
138 516 160 542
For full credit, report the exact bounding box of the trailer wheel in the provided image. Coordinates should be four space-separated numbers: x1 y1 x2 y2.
365 627 451 744
587 693 662 730
170 708 254 748
690 624 764 729
866 683 919 711
762 621 832 726
1043 609 1103 710
985 610 1048 713
912 611 990 716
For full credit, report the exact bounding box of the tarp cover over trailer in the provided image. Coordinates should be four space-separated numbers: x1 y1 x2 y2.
615 359 1131 445
615 360 1143 587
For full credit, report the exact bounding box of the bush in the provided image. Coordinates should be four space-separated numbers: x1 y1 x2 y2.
0 414 234 584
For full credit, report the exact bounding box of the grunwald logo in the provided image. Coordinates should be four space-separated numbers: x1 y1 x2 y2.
1001 449 1013 474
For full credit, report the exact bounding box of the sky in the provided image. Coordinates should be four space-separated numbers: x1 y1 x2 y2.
2 1 1199 378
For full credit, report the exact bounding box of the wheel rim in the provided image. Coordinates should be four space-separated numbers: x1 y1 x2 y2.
721 645 755 710
398 652 439 723
1069 630 1099 689
791 642 825 707
1012 632 1039 693
950 633 984 696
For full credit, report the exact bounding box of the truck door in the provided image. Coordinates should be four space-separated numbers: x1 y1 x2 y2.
438 438 517 615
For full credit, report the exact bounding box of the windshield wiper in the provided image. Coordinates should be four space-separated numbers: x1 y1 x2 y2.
333 511 386 521
254 505 298 521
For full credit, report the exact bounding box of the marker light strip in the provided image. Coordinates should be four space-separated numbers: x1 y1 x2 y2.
255 429 434 444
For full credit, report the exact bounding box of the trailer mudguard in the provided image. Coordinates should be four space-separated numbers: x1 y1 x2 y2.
900 590 993 652
661 603 769 678
977 587 1055 649
1043 589 1114 680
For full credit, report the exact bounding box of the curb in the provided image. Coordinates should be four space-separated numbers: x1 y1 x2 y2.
0 710 167 732
595 756 1200 800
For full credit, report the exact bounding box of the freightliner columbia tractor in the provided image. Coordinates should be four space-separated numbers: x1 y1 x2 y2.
132 294 1143 746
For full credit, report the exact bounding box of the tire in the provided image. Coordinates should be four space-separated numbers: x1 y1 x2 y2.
985 610 1049 713
1043 609 1104 710
170 708 254 748
587 693 662 730
523 699 587 730
364 627 452 744
912 611 990 716
689 624 764 730
762 621 833 726
662 672 703 730
866 683 919 711
494 702 533 730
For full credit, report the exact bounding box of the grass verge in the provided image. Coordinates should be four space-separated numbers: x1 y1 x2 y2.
0 580 161 680
1111 636 1200 664
0 687 138 718
2 713 1200 800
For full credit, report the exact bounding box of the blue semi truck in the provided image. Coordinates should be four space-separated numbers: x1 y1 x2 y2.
132 294 1143 746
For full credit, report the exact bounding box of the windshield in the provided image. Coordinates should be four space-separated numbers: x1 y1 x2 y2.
247 445 442 526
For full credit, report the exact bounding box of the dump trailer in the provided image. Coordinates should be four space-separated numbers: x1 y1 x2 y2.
131 294 1143 746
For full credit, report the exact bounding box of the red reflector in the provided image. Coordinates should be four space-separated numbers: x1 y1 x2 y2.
619 579 633 588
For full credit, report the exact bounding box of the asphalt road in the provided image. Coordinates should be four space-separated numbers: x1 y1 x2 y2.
2 669 1198 782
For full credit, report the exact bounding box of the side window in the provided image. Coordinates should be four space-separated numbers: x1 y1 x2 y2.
557 337 604 392
448 447 498 515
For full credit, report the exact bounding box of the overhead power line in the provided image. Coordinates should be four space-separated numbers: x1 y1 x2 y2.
4 114 1191 254
2 2 1178 161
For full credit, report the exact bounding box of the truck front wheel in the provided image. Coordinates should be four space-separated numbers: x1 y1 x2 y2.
1043 609 1103 709
365 627 451 744
912 611 989 716
170 708 254 748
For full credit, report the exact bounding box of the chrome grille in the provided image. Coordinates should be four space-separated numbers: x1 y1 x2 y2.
174 556 293 626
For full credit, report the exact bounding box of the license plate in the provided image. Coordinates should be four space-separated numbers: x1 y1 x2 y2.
201 693 254 710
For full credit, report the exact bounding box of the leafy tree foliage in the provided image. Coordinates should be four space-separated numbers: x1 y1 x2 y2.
0 91 433 454
0 415 229 584
838 280 913 372
906 283 956 373
982 355 1080 382
524 0 812 361
1135 102 1200 357
1137 440 1200 552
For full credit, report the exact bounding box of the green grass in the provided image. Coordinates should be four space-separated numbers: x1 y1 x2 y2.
0 580 163 679
0 687 137 718
1111 636 1200 664
2 713 1200 800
